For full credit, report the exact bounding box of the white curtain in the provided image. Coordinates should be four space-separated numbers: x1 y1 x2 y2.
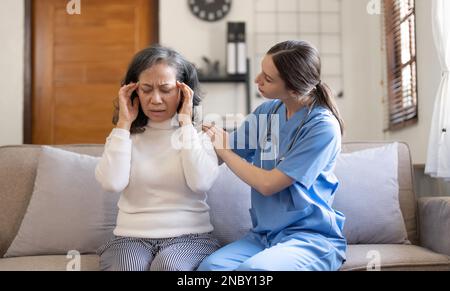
426 0 450 181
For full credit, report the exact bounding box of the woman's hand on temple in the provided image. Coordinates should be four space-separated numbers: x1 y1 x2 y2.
117 83 140 130
177 81 194 127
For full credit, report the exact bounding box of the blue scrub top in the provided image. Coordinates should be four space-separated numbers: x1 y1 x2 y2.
230 100 346 242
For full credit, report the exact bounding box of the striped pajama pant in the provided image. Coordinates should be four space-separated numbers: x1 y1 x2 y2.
97 233 220 271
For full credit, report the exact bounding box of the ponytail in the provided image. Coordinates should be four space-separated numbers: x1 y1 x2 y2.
314 82 345 135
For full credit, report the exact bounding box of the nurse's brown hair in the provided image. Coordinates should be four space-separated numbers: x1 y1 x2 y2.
268 40 344 135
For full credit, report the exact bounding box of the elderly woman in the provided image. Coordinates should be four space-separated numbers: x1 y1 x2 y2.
95 45 220 271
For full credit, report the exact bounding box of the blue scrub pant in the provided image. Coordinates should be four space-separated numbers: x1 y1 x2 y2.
197 231 346 271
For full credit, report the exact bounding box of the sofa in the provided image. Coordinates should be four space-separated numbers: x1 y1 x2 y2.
0 142 449 271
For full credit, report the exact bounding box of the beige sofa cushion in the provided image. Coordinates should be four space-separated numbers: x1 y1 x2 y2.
0 145 104 257
334 143 408 244
341 143 418 245
4 147 119 258
1 245 448 271
342 245 450 271
0 255 99 271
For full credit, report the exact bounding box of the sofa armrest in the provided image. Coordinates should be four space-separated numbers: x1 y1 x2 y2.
418 197 450 256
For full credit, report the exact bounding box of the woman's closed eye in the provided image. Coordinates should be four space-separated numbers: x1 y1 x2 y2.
140 87 175 94
139 85 152 94
160 87 179 96
161 88 173 94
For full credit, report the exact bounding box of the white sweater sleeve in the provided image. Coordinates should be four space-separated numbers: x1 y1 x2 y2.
179 125 219 194
95 128 132 193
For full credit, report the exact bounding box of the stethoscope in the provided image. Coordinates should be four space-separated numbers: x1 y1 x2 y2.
260 100 317 167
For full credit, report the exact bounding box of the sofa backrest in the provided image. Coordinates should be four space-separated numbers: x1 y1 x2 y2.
0 142 417 257
0 145 104 257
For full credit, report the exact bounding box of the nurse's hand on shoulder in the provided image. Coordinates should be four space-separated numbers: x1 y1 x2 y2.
202 124 230 157
117 83 140 131
177 81 194 127
202 123 294 196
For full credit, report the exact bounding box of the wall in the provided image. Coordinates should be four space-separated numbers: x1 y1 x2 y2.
340 0 448 194
159 0 255 119
340 0 441 166
340 0 385 141
0 0 24 146
159 0 387 141
384 0 441 165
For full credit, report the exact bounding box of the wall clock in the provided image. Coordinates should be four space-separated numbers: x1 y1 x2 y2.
188 0 232 22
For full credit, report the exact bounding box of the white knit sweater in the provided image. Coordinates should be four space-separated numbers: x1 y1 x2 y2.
95 118 219 239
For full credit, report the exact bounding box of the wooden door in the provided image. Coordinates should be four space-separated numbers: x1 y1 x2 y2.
31 0 158 144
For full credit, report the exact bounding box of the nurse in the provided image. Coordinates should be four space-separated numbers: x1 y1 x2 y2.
198 40 347 271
